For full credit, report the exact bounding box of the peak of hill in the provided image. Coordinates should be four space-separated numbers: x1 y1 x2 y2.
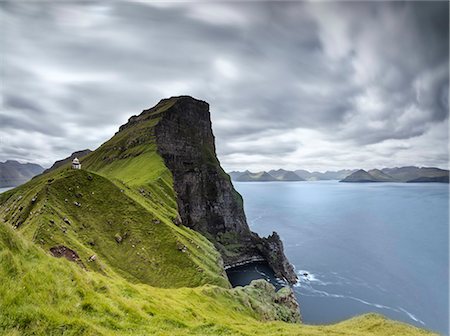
269 169 304 181
0 96 435 335
0 160 44 187
236 171 277 181
367 169 396 182
44 149 92 174
340 169 377 182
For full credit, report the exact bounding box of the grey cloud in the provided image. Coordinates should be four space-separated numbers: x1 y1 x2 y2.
0 1 448 171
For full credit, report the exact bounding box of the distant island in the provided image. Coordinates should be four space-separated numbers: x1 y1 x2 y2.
229 168 356 182
341 167 449 183
0 160 44 188
229 167 449 183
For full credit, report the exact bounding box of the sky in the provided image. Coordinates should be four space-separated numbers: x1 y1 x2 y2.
0 1 448 172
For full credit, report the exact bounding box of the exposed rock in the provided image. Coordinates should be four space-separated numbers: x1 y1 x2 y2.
257 232 297 284
63 217 71 225
49 245 80 262
236 280 301 323
153 96 297 284
114 233 123 243
88 254 97 262
176 242 187 253
172 216 182 226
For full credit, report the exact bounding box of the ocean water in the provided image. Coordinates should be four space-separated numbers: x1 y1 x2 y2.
233 181 449 335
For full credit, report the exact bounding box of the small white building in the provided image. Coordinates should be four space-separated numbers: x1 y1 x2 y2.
72 157 81 170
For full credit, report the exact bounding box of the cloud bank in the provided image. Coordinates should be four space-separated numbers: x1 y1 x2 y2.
0 1 448 171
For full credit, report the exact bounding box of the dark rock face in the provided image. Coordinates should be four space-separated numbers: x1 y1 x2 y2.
258 232 297 284
153 96 297 284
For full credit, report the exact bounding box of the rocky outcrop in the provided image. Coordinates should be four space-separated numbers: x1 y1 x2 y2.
257 232 297 284
152 96 297 284
235 279 301 323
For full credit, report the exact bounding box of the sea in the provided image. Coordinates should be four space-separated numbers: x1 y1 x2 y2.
232 181 449 335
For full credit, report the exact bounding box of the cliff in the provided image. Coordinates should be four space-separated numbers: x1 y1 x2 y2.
153 96 297 283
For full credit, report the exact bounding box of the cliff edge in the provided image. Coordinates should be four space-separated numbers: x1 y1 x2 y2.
144 96 297 284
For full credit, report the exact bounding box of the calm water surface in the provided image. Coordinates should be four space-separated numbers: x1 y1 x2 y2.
233 181 449 335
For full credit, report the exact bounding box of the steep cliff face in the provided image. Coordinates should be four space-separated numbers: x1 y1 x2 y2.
153 96 297 284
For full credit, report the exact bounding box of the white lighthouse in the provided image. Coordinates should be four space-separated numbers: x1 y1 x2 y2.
72 157 81 170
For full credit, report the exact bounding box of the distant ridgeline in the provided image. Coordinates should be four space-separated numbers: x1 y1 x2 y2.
0 96 436 335
229 167 449 183
340 167 449 183
0 160 44 188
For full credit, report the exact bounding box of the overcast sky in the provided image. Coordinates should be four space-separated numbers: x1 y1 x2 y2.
1 1 448 172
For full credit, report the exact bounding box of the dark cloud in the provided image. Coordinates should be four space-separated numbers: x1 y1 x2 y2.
0 1 448 171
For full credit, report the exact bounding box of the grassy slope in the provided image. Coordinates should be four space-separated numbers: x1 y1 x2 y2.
0 168 227 289
0 223 435 336
0 97 437 335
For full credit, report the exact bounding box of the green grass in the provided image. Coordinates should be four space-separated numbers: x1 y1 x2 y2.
0 97 438 335
0 223 436 336
0 169 227 289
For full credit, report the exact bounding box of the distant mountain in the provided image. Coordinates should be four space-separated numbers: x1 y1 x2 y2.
381 166 448 182
293 169 312 180
367 169 396 182
0 160 44 187
341 167 449 183
228 171 244 180
294 169 356 181
230 169 355 182
268 169 304 181
229 169 355 181
44 149 92 174
235 170 277 182
229 166 449 183
340 169 379 183
407 176 449 183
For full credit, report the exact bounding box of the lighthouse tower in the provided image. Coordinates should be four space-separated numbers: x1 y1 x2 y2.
72 158 81 170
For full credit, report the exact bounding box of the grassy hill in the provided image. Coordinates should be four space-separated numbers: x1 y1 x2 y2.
0 96 436 335
0 222 435 335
